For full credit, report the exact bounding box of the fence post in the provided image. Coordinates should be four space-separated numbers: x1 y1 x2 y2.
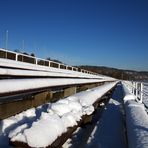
135 82 138 98
58 64 60 69
15 54 18 61
132 81 134 94
63 86 76 98
140 83 143 103
35 58 37 65
134 82 136 96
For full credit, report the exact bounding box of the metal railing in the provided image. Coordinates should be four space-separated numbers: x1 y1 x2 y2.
123 81 148 108
0 48 98 75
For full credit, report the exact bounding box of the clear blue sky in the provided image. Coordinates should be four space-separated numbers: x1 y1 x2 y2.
0 0 147 71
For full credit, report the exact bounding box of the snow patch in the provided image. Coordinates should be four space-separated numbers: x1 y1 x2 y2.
125 100 148 148
5 82 117 147
122 84 136 101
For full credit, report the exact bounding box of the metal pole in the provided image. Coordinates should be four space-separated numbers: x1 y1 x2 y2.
134 82 136 96
58 63 60 69
140 83 143 103
131 81 133 94
136 82 138 98
15 54 18 61
35 58 37 65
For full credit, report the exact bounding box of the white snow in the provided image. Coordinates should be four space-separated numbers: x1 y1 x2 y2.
2 81 117 147
9 124 28 140
24 113 66 147
122 83 136 101
87 125 98 144
82 106 94 116
0 57 115 80
125 100 148 148
0 107 37 147
123 83 148 148
73 82 118 107
1 108 36 133
0 78 109 94
11 132 27 143
143 82 148 107
62 138 72 148
86 83 126 148
51 100 82 117
61 113 78 127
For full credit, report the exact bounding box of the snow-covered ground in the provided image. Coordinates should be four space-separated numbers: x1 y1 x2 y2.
1 81 147 148
63 83 126 148
0 82 116 148
85 83 126 148
123 83 148 148
63 82 148 148
124 100 148 148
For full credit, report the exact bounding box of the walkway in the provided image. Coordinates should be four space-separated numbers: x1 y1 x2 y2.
86 83 127 148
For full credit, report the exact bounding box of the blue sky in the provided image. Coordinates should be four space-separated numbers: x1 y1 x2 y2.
0 0 147 71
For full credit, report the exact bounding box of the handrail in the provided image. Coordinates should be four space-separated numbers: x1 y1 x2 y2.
0 48 97 75
123 81 148 108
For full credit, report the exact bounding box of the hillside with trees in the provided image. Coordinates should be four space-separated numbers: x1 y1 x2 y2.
77 66 148 81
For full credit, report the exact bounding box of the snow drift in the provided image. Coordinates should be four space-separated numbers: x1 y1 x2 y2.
3 82 117 147
123 83 148 148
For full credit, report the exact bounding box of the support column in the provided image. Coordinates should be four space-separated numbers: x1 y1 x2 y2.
64 86 76 98
0 99 32 119
32 91 49 107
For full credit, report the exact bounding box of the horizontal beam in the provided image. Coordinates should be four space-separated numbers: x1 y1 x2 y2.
0 82 113 119
0 78 113 97
0 67 102 79
0 58 115 80
0 48 99 76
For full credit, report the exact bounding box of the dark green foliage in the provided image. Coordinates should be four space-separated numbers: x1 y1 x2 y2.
46 57 51 61
30 53 35 57
52 59 63 64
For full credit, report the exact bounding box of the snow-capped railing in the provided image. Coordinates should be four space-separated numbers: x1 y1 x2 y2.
122 81 145 103
123 83 148 148
124 98 148 148
0 48 97 75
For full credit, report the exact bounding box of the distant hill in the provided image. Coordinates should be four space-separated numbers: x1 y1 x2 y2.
77 65 148 81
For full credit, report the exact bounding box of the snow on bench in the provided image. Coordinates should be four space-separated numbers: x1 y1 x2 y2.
0 82 117 147
0 78 107 95
123 84 148 148
0 58 114 80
